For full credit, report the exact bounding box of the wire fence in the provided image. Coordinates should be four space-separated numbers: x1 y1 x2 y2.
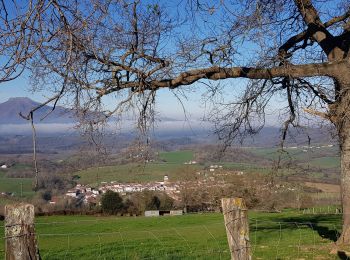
0 210 346 259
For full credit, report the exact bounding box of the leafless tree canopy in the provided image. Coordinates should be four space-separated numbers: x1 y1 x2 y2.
2 0 348 137
1 0 350 244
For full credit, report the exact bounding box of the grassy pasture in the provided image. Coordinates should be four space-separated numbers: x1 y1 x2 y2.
248 146 339 162
248 147 303 160
0 171 34 197
222 162 272 174
304 156 340 169
74 163 200 185
0 210 344 259
72 146 342 186
72 151 197 185
159 151 194 164
0 147 342 199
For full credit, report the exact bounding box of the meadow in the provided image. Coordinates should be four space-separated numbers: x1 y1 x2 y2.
0 170 34 199
0 209 345 259
0 149 345 259
73 151 198 185
0 147 340 194
159 150 194 164
72 149 281 186
74 163 201 185
71 146 341 187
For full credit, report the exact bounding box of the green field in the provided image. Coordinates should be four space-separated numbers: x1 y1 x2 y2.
222 162 272 174
248 147 301 160
74 163 199 185
0 171 34 198
70 147 342 186
159 151 194 164
0 209 345 259
304 156 340 169
73 151 197 185
248 146 339 162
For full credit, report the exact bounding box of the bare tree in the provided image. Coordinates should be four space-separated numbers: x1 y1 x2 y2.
2 0 350 244
0 0 81 190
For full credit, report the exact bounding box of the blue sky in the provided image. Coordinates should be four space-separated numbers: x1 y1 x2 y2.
0 71 283 127
0 75 36 102
0 71 205 119
0 0 317 126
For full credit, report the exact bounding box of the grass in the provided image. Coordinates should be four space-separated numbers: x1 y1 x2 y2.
247 147 295 160
0 209 345 259
71 150 198 185
0 171 34 197
159 151 194 164
0 197 18 206
248 146 339 162
72 146 341 186
222 162 272 174
9 163 32 170
304 157 340 169
74 163 200 186
246 147 341 182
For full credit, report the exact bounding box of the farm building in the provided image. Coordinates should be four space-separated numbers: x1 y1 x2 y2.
145 210 159 217
145 210 183 217
66 189 79 198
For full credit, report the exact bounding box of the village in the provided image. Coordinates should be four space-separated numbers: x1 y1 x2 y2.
61 174 180 206
60 165 233 206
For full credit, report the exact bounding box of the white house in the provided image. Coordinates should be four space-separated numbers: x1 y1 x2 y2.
66 189 78 198
1 164 8 169
124 186 133 192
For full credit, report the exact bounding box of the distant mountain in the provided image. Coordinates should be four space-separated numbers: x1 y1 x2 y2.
0 97 181 125
0 98 337 148
0 97 75 124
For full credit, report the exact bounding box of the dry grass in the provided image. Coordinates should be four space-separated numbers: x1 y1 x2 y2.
304 182 340 193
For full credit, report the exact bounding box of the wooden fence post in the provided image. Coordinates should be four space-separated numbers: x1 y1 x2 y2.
221 198 251 260
5 203 41 260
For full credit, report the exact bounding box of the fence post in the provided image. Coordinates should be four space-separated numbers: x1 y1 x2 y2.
5 203 41 260
221 198 251 260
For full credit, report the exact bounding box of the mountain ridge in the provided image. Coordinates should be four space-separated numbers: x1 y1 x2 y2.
0 97 182 124
0 97 75 124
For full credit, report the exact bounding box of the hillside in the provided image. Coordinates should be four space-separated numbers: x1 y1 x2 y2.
0 97 74 124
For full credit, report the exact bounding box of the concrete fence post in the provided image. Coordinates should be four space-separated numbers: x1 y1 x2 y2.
5 203 41 260
221 198 251 260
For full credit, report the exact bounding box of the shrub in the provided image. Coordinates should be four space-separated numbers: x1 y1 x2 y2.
147 195 161 210
101 190 123 214
41 190 52 201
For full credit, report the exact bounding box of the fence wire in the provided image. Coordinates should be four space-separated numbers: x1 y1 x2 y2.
0 210 346 259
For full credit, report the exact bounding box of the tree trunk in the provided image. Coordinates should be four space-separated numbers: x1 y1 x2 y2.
336 76 350 245
339 150 350 243
337 126 350 244
5 203 41 260
221 198 251 260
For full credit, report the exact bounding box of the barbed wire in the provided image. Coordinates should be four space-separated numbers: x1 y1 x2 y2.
0 220 343 238
0 210 345 259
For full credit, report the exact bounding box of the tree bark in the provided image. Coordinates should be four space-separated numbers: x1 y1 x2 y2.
221 198 251 260
337 124 350 244
5 203 41 260
336 75 350 245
